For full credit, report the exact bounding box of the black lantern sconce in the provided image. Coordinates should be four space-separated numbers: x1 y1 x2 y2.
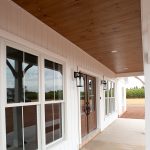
74 72 84 87
101 79 107 90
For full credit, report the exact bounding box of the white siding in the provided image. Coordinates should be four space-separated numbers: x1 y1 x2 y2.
0 0 117 150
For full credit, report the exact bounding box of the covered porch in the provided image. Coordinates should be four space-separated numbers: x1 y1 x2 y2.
81 118 145 150
0 0 150 150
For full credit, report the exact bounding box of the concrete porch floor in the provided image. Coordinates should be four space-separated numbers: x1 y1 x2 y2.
81 118 145 150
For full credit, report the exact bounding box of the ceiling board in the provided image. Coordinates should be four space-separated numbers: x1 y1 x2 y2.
12 0 143 73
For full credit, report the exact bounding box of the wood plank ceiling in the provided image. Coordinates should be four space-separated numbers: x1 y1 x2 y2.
12 0 143 74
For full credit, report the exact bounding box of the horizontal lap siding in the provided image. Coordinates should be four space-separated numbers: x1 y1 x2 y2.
0 0 115 150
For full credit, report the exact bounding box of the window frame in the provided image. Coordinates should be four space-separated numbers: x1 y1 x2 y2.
104 80 116 117
4 40 41 150
1 39 66 150
42 55 65 148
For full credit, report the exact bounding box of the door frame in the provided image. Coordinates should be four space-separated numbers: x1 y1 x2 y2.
77 67 101 145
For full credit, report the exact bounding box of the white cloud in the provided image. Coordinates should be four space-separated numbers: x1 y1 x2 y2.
126 76 144 88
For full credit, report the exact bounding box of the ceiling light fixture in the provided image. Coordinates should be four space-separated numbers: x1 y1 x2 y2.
74 71 84 87
111 50 118 53
124 67 128 70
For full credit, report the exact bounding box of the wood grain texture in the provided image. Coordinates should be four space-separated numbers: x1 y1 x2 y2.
0 1 118 150
80 74 97 137
12 0 143 73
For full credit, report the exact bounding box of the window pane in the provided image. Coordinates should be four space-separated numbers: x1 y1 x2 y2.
45 104 54 144
7 47 24 103
53 103 62 140
6 107 23 150
23 105 38 150
112 97 115 112
6 47 39 103
24 53 39 102
54 63 63 100
45 60 55 101
105 98 107 115
109 98 112 113
112 82 115 97
105 81 108 97
108 81 111 97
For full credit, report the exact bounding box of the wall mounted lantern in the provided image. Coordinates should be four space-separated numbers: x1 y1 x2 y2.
101 80 107 90
74 72 84 87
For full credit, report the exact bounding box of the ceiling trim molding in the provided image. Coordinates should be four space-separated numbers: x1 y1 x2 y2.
116 71 144 77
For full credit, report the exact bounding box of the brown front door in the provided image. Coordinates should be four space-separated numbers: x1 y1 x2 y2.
80 74 97 137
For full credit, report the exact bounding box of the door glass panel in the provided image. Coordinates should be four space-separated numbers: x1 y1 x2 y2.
6 107 23 150
24 53 38 102
88 79 95 111
7 47 24 103
45 104 54 144
54 63 63 100
53 103 62 140
23 105 38 150
45 60 55 101
80 76 85 113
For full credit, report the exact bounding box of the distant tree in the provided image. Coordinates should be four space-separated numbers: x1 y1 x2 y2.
126 87 145 98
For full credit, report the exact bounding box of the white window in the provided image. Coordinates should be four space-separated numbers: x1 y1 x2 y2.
4 44 65 150
44 59 64 145
105 81 115 116
6 46 39 150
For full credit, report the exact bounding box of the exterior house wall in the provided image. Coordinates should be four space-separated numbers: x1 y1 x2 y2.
141 0 150 149
0 0 118 150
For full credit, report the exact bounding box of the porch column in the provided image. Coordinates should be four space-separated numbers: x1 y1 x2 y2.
141 0 150 149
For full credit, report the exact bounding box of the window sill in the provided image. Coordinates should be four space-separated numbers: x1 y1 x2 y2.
104 111 116 120
46 137 65 150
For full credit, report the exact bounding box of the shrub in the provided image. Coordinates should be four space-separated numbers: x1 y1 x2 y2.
126 87 145 98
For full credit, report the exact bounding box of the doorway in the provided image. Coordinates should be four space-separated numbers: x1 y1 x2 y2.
80 74 97 137
120 76 145 119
